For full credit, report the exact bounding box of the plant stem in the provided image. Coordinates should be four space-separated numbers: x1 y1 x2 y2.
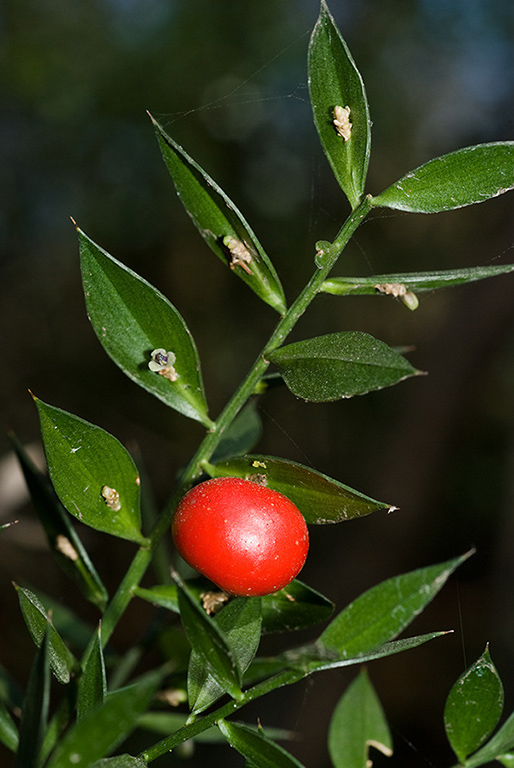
139 667 306 762
96 195 372 649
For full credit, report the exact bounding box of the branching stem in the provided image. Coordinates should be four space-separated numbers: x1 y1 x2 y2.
94 195 372 649
140 668 306 762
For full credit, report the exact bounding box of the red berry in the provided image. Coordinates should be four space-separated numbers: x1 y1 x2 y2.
172 477 309 597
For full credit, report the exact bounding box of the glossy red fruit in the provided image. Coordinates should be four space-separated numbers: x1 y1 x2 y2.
172 477 309 597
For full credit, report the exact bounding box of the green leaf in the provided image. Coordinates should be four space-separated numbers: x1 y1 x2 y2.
134 576 217 614
328 668 393 768
211 401 263 464
33 592 98 656
319 552 470 659
261 580 334 633
498 754 514 767
77 625 106 721
211 454 394 524
11 433 108 610
139 711 293 746
138 711 224 742
45 670 161 768
321 263 514 298
15 629 50 768
0 665 24 710
462 712 514 768
151 116 287 316
14 585 78 685
371 142 514 213
38 696 75 768
90 757 147 768
78 227 212 427
308 0 371 210
134 583 179 613
0 699 18 753
35 398 146 545
307 631 451 673
246 631 449 683
189 597 262 715
266 332 420 402
218 719 306 768
174 574 243 702
445 646 504 763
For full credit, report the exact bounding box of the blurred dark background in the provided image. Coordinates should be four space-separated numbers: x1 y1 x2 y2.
1 0 513 765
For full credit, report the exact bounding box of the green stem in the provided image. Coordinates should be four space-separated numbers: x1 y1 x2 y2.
140 668 305 762
95 195 372 649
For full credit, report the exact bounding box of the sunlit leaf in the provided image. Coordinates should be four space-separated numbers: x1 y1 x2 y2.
35 398 146 545
78 227 212 427
445 646 504 763
328 668 393 768
371 142 514 213
218 719 306 768
211 454 393 523
188 597 262 715
266 332 420 401
308 0 371 210
151 116 287 315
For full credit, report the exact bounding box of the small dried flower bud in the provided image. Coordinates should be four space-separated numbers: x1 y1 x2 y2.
102 486 121 512
333 105 352 141
223 235 254 275
200 590 229 615
55 535 79 561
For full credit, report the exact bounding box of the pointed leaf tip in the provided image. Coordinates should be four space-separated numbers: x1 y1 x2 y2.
152 118 287 315
78 228 212 426
309 0 371 209
329 669 393 767
267 332 419 401
445 645 504 763
371 142 514 213
35 398 145 544
211 454 391 524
